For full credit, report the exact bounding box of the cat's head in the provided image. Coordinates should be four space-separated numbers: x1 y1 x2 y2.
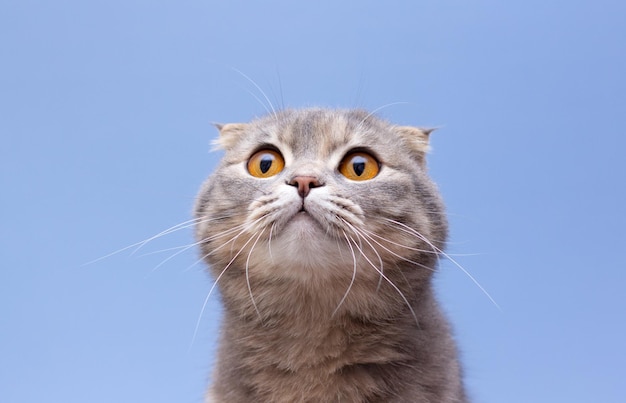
194 108 447 287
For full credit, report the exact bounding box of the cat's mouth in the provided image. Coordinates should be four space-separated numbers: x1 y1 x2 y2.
288 208 323 230
295 209 312 218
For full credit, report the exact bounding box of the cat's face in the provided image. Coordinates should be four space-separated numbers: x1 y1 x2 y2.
194 109 447 286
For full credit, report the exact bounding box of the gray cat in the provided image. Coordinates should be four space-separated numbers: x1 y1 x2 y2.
194 108 468 402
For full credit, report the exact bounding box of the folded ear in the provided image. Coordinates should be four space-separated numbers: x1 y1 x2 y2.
211 123 248 150
393 126 436 166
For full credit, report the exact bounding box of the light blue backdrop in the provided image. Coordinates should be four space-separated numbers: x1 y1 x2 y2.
2 1 625 402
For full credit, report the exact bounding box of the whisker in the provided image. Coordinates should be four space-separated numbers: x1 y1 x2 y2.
381 219 447 247
340 219 385 291
363 228 439 255
384 218 501 310
246 229 266 320
268 223 276 261
129 216 205 255
232 68 278 119
84 214 244 267
189 228 262 349
135 244 196 257
151 242 200 273
355 101 410 132
358 228 436 272
345 233 419 327
332 231 358 317
275 67 285 110
235 84 273 117
82 216 210 266
184 218 263 273
150 219 246 273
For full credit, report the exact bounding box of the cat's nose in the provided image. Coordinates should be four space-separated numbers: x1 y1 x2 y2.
288 176 323 198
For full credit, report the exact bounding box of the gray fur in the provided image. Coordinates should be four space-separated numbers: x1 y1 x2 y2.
195 108 468 402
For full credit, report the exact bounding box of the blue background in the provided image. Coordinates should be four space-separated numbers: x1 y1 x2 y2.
2 1 625 402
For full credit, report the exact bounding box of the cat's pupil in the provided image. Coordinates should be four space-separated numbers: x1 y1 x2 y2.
260 157 273 173
352 157 366 176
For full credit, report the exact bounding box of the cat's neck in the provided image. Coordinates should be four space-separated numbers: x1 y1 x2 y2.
219 258 431 323
213 272 457 402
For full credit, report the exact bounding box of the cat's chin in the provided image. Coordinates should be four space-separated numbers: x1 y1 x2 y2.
252 213 352 278
285 210 324 233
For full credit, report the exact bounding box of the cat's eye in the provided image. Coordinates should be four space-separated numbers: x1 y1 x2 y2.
247 149 285 178
338 152 380 181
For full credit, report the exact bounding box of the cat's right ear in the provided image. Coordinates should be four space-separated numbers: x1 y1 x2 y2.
211 123 248 151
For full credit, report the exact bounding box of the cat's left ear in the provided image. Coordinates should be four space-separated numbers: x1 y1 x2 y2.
393 126 435 166
212 123 248 151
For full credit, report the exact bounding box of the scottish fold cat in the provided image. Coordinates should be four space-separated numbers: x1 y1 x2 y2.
195 108 467 402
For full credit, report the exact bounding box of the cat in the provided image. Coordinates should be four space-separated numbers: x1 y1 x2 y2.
194 108 468 402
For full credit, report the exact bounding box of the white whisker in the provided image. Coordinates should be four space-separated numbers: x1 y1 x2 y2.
82 214 242 267
274 67 285 110
358 228 435 272
189 228 262 349
232 68 278 119
150 243 199 272
355 101 409 132
246 229 266 320
340 220 385 292
184 217 265 272
82 216 205 266
135 244 195 257
384 218 501 310
332 231 358 317
345 233 419 327
363 228 439 255
268 223 276 262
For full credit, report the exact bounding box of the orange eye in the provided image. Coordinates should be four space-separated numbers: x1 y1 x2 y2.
247 149 285 178
338 152 380 181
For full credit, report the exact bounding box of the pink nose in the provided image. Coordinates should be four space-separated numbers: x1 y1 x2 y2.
288 176 322 198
